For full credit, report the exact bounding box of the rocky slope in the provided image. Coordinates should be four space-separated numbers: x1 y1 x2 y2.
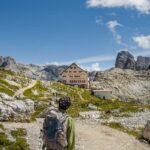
115 51 150 70
0 93 34 121
0 55 67 80
93 68 150 104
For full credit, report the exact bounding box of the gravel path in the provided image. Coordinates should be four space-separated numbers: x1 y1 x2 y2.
1 119 150 150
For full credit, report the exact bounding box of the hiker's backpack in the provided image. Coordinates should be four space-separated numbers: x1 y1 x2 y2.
42 109 68 150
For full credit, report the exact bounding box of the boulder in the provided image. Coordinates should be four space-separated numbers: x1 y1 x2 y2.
142 120 150 141
0 95 34 121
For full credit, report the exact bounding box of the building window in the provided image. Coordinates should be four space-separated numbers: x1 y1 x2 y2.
74 67 76 69
63 76 66 77
73 71 76 73
74 75 80 77
82 80 85 83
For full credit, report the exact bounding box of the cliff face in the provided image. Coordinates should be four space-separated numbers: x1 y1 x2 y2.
136 56 150 70
115 51 136 70
115 51 150 70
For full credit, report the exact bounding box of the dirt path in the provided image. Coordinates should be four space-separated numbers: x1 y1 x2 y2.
77 91 84 101
1 119 149 150
13 80 37 98
76 119 149 150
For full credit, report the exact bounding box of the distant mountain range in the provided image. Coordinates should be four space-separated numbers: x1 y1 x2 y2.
0 55 67 80
0 51 150 80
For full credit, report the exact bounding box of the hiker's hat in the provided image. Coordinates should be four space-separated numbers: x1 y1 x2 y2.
59 96 71 110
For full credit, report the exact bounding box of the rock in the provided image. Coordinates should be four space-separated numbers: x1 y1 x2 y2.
79 111 101 120
0 95 34 121
88 104 98 110
142 120 150 141
0 93 14 101
105 109 120 114
115 51 136 70
136 56 150 70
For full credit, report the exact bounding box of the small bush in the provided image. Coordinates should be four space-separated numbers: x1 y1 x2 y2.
30 103 48 121
0 132 12 146
11 128 27 138
6 137 30 150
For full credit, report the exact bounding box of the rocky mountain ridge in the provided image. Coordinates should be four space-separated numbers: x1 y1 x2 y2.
93 68 150 104
115 51 150 70
0 55 67 80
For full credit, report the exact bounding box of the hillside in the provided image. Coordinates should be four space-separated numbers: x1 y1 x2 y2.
93 68 150 104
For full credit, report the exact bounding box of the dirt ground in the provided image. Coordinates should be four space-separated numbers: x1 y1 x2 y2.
1 119 150 150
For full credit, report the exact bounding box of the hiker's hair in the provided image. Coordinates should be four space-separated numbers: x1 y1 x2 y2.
58 96 71 110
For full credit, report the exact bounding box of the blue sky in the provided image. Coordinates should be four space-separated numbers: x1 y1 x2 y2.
0 0 150 71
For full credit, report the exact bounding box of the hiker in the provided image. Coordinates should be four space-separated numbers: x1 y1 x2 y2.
42 96 75 150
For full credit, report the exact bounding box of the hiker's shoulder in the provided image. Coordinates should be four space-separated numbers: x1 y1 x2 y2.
66 116 74 124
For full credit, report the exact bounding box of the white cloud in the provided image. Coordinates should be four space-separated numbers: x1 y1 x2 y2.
95 16 103 25
107 20 123 45
107 20 122 31
47 55 115 66
86 0 150 14
91 63 101 71
133 35 150 49
81 63 101 71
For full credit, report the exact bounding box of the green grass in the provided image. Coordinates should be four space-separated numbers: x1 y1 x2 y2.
0 132 12 146
23 81 48 100
0 128 30 150
0 87 14 96
30 103 48 121
0 69 15 77
0 79 19 91
0 124 5 130
11 128 27 138
6 137 30 150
